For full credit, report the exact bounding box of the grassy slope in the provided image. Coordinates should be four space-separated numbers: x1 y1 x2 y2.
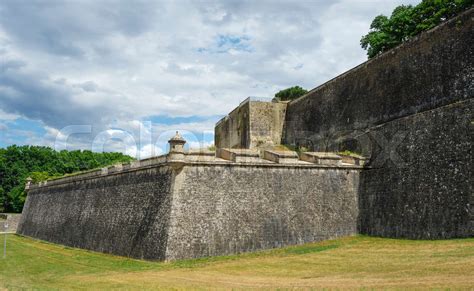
0 235 473 289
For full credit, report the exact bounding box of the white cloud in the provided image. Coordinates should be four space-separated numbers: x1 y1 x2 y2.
0 0 420 154
0 109 19 121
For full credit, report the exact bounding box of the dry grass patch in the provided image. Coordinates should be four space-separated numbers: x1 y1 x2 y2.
1 235 473 289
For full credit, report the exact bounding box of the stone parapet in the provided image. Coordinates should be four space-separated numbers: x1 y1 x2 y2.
300 152 342 166
216 148 262 163
263 150 299 164
18 160 361 261
26 148 363 191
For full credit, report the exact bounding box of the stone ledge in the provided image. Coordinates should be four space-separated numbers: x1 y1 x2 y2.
300 152 342 165
185 150 216 162
217 148 262 163
27 149 366 190
339 154 367 166
263 150 299 164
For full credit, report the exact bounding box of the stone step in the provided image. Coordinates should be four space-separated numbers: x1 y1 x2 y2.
263 150 299 164
300 152 342 165
216 148 261 163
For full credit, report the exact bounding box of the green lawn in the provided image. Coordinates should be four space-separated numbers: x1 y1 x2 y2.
0 234 473 289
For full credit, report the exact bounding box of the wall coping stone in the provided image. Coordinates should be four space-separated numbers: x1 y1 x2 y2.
217 148 261 163
338 154 367 166
300 152 343 166
185 150 216 156
27 156 364 191
263 150 299 164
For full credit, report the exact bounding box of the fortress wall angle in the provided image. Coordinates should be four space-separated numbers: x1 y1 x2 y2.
283 9 473 238
17 8 473 260
18 154 361 260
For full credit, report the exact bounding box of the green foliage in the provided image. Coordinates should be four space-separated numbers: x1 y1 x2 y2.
207 144 216 151
0 145 134 213
338 150 362 157
2 235 473 289
277 144 309 154
30 171 52 183
361 0 473 58
284 244 339 255
273 86 308 102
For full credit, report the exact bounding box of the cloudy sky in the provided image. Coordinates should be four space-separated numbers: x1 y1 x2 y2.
0 0 418 158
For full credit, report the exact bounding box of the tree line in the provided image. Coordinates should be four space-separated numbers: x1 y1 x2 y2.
0 145 133 213
361 0 472 58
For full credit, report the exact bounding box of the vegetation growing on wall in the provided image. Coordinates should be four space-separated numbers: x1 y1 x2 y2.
361 0 473 58
338 150 363 157
207 144 216 151
273 86 308 102
0 145 134 213
275 144 309 154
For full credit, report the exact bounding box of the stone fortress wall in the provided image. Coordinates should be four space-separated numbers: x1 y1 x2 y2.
0 213 22 233
216 8 473 239
215 97 288 149
283 8 473 239
17 8 473 261
18 165 175 260
18 144 362 260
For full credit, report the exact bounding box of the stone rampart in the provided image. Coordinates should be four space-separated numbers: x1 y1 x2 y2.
283 9 473 239
0 213 22 233
358 99 473 238
16 8 473 261
17 150 361 260
215 97 287 149
283 9 472 151
18 165 174 260
166 164 359 260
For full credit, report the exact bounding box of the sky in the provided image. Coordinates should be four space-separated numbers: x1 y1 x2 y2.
0 0 419 159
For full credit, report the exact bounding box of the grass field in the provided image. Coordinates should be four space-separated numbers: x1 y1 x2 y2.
0 234 473 289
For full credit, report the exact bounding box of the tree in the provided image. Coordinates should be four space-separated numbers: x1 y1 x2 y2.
273 86 308 102
361 0 473 58
0 145 134 213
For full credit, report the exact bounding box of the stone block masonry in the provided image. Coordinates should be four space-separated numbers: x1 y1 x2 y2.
0 213 22 233
17 8 473 261
18 146 361 261
283 8 473 152
215 97 287 149
166 164 359 260
358 99 473 239
18 166 174 260
283 8 473 239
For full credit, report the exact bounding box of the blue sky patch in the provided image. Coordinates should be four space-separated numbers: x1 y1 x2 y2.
197 34 253 54
0 118 47 147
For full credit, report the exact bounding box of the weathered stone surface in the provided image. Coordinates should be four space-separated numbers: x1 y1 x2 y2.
263 150 299 164
358 99 473 239
216 148 262 163
284 9 473 152
184 150 217 162
18 166 175 260
215 100 250 149
0 213 22 232
17 162 360 261
166 164 360 260
300 152 342 165
248 101 287 148
215 99 287 149
339 154 367 166
283 9 473 239
16 9 473 262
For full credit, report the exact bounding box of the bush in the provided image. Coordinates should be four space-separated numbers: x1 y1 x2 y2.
273 86 308 102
